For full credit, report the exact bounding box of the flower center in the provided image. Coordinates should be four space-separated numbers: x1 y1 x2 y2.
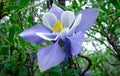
51 21 64 33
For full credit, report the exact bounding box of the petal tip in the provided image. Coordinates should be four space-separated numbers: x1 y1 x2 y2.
19 32 24 37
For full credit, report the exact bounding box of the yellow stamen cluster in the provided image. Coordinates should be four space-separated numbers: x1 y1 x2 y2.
51 21 64 33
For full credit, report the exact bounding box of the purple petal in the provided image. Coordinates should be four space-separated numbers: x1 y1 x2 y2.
19 24 51 44
37 40 65 71
67 31 85 55
75 8 99 33
49 4 64 19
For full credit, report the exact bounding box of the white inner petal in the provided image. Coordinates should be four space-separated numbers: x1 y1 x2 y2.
42 12 57 28
58 28 70 41
61 11 75 27
69 14 82 34
36 32 58 41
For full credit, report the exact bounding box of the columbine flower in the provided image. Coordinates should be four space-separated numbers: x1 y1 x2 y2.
19 4 99 71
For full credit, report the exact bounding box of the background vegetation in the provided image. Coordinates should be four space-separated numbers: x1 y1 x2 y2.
0 0 120 76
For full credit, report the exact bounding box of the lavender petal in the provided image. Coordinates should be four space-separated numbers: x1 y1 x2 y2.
49 4 64 19
19 24 51 44
75 8 99 33
67 31 85 55
37 40 65 71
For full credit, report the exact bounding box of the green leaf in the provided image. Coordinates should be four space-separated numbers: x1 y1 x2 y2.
0 45 10 55
72 0 78 8
50 66 62 75
100 2 108 13
18 66 27 76
16 0 29 8
34 69 44 76
13 25 22 34
110 0 120 9
8 27 15 44
0 30 11 45
45 41 51 45
13 25 26 47
110 11 120 17
4 5 19 12
18 37 26 48
72 68 82 75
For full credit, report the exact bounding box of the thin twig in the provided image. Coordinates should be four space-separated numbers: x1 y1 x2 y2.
78 54 92 75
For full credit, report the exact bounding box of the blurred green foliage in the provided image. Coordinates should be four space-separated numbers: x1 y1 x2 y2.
0 0 120 76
